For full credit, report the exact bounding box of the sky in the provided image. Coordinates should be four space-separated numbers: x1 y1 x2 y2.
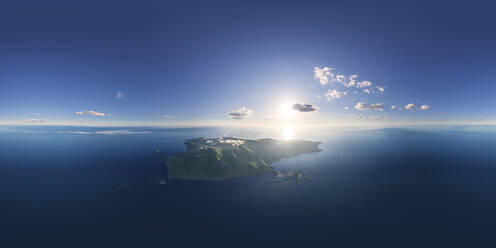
1 0 495 126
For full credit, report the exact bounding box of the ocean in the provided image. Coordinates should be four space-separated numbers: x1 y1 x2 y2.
2 125 496 247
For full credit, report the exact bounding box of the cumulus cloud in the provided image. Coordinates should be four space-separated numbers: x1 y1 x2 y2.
356 80 372 88
344 107 349 110
325 89 346 100
420 104 431 110
336 75 346 84
391 105 396 110
75 111 84 115
228 107 254 119
315 66 378 90
24 119 46 124
116 91 124 99
85 110 106 117
346 75 358 87
314 66 334 85
405 103 415 111
354 102 384 111
363 89 371 94
376 86 385 92
292 103 319 112
163 115 176 119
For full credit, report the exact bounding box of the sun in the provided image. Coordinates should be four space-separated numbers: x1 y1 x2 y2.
279 103 295 120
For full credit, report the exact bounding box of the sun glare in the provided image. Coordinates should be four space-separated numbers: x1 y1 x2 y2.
282 125 294 140
280 103 295 120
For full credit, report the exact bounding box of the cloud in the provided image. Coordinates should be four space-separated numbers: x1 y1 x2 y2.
315 66 379 90
369 115 382 120
344 107 349 110
420 104 431 110
314 66 334 85
59 131 91 135
163 115 176 119
363 89 371 94
85 110 106 117
96 130 152 135
405 103 415 111
346 75 358 87
336 75 346 84
354 102 384 111
75 111 84 115
116 91 124 99
24 119 46 123
325 89 346 100
292 103 319 112
228 107 254 119
391 105 396 110
356 80 372 88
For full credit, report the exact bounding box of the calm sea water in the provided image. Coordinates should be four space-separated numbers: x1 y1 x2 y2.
2 125 496 247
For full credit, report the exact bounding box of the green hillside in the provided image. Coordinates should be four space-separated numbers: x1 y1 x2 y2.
167 137 321 180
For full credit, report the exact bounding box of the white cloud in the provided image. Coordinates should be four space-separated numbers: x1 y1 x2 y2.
344 107 349 110
336 75 346 84
325 89 346 100
314 67 334 85
163 115 176 119
356 80 372 88
391 105 396 110
75 111 84 115
59 131 91 135
24 119 46 124
420 104 431 110
354 102 384 111
228 107 254 119
116 91 124 99
85 110 106 117
363 89 371 94
96 130 152 135
346 75 358 87
405 103 415 111
292 103 319 112
376 86 385 92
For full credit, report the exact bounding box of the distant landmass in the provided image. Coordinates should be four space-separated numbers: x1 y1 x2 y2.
163 137 321 180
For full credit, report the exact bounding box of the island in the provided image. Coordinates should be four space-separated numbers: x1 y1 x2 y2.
165 137 321 180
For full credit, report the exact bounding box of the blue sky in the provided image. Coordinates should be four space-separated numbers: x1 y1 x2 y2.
1 0 495 126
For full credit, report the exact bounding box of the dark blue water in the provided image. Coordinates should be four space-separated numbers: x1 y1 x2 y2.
2 125 496 247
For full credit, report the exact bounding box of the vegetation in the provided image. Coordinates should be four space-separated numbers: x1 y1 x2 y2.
167 137 321 180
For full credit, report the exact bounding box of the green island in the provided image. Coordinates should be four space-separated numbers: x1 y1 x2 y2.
165 137 321 180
